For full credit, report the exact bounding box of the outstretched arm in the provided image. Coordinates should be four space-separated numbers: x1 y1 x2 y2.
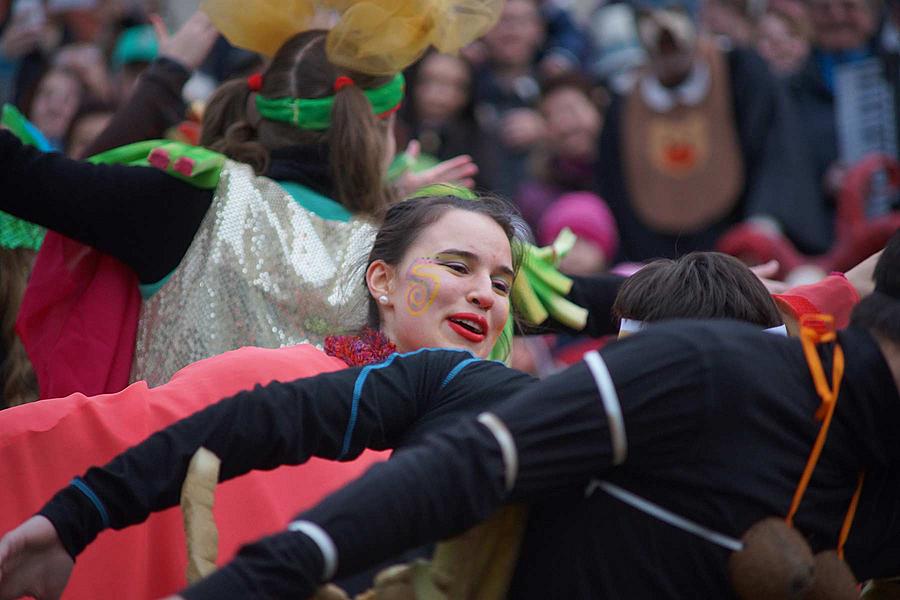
179 328 712 598
0 349 491 576
0 130 211 282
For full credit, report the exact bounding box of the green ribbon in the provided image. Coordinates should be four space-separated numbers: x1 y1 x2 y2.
1 104 47 250
255 73 405 131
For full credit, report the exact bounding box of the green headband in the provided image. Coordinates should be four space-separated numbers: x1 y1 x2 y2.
255 73 405 131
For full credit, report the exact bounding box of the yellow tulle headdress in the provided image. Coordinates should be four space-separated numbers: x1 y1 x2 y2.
201 0 504 75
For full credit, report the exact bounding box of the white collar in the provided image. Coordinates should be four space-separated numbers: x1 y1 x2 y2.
639 59 711 113
619 319 788 336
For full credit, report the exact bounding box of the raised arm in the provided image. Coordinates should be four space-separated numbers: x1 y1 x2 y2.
80 11 220 158
0 130 211 282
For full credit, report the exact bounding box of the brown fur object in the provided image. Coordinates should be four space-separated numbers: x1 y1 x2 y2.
802 551 858 600
729 518 815 600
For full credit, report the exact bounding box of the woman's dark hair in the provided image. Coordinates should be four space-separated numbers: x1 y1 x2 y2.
613 252 782 328
850 230 900 344
200 29 395 214
365 194 529 329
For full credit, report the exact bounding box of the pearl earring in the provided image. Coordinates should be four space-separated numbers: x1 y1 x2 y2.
378 295 389 305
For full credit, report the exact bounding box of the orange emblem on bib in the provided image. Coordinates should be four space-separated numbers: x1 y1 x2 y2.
647 114 710 177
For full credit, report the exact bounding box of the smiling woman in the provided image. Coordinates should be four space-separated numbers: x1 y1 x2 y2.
364 194 527 358
371 210 517 355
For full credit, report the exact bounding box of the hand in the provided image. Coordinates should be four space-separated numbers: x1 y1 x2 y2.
500 109 546 150
395 140 479 198
0 22 43 59
0 516 73 600
151 11 219 72
750 260 790 294
844 249 882 299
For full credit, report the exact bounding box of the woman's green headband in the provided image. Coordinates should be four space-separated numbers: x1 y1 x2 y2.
255 73 405 131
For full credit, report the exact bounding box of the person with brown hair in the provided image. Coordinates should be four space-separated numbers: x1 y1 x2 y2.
0 6 489 394
613 251 784 330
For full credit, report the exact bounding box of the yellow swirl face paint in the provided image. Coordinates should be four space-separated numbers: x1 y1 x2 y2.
404 258 441 316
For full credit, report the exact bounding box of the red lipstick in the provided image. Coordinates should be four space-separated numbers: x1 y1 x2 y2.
447 313 488 343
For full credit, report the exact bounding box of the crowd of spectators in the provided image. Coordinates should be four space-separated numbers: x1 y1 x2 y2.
2 0 898 260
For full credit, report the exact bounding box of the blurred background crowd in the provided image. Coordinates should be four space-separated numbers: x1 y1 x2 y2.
1 0 899 380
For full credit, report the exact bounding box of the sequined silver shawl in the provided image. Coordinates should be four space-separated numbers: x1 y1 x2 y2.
131 160 377 386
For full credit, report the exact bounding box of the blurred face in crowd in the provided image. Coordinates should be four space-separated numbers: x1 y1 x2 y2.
29 69 82 140
483 0 545 69
756 12 811 75
638 9 698 87
701 0 755 45
370 209 514 358
540 85 602 161
414 54 471 124
807 0 876 50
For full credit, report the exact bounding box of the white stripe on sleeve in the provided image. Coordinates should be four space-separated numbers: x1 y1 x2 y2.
287 520 338 580
583 350 628 465
477 412 519 492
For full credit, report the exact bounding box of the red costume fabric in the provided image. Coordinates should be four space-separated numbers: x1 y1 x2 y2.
16 232 140 399
0 344 387 599
774 273 860 330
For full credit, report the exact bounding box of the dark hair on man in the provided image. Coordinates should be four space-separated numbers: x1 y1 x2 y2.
365 194 529 331
613 252 783 328
850 230 900 344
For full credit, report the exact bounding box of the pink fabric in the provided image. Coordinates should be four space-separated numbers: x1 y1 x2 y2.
16 233 140 398
537 192 619 261
0 344 387 600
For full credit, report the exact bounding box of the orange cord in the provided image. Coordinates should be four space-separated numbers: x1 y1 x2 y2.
837 471 865 560
784 315 863 556
786 318 844 526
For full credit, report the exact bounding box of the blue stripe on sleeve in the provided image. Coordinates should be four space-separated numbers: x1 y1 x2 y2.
70 477 111 529
337 348 476 460
441 358 480 389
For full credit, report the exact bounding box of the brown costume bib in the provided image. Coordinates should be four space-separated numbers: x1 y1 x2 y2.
622 41 745 234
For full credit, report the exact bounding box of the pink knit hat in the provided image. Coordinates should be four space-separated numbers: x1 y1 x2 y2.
538 192 619 261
